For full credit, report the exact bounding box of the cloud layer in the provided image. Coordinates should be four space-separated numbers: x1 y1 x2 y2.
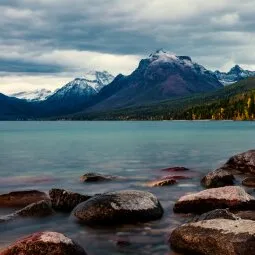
1 0 255 93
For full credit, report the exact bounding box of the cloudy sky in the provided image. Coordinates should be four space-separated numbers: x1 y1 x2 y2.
1 0 255 94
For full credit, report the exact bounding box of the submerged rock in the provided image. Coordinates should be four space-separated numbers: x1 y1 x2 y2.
193 209 238 222
80 173 117 182
146 177 177 187
201 168 235 188
0 190 49 208
49 189 91 212
242 177 255 187
174 186 255 213
169 219 255 255
1 231 87 255
0 200 54 223
161 167 189 172
73 190 164 225
223 149 255 174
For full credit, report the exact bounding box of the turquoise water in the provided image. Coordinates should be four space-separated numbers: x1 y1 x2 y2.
0 121 255 254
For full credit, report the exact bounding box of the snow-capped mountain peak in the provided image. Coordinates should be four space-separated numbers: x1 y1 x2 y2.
10 89 52 101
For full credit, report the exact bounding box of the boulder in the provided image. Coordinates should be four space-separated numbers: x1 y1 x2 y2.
201 168 235 188
49 189 91 212
80 173 117 182
169 219 255 255
174 186 255 213
0 190 49 208
73 190 163 225
223 150 255 174
1 231 87 255
0 200 54 223
193 209 238 222
235 211 255 221
161 167 189 172
242 177 255 187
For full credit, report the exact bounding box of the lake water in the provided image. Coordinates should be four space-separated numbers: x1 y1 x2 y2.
0 121 255 254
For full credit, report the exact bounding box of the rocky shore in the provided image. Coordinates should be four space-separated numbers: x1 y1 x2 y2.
0 149 254 255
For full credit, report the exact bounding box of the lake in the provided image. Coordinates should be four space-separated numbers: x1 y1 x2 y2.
0 121 255 254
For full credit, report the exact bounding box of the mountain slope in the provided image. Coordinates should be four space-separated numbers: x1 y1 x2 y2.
86 49 223 112
214 65 255 85
70 77 255 120
10 89 52 101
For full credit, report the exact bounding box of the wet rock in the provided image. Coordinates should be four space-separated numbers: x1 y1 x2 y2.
73 190 164 225
242 177 255 187
114 237 131 247
174 186 255 214
0 190 49 208
235 211 255 221
80 173 117 182
146 178 177 187
193 209 238 222
161 167 189 172
49 189 91 212
1 231 87 255
223 149 255 174
0 200 54 223
169 219 255 255
201 168 235 188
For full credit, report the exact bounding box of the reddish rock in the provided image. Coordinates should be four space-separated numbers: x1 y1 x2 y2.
161 167 189 172
1 231 87 255
174 186 255 214
169 219 255 255
201 168 235 188
223 150 255 174
49 189 91 212
242 177 255 187
0 190 49 208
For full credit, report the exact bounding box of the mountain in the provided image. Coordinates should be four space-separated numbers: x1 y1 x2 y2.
214 65 255 85
85 49 223 112
71 77 255 120
0 93 36 120
10 89 52 101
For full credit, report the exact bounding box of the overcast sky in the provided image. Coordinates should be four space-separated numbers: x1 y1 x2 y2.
1 0 255 94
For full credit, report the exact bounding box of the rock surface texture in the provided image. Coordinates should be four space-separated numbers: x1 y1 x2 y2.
174 186 255 213
169 219 255 255
49 189 91 212
1 231 87 255
73 190 164 225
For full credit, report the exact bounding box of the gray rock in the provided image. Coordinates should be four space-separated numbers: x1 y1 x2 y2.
201 168 235 188
169 219 255 255
174 186 255 214
80 173 117 182
49 189 91 212
73 190 164 225
1 231 87 255
0 190 49 208
193 209 238 222
223 150 255 174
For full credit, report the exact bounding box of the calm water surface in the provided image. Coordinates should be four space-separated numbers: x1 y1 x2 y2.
0 121 255 254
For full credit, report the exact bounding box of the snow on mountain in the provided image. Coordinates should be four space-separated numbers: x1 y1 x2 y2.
10 89 52 101
214 65 255 85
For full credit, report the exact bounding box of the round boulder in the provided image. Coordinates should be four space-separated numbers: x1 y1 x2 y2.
169 219 255 255
0 190 49 208
242 177 255 187
174 186 255 214
73 190 164 225
201 168 235 188
1 231 87 255
223 149 255 174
